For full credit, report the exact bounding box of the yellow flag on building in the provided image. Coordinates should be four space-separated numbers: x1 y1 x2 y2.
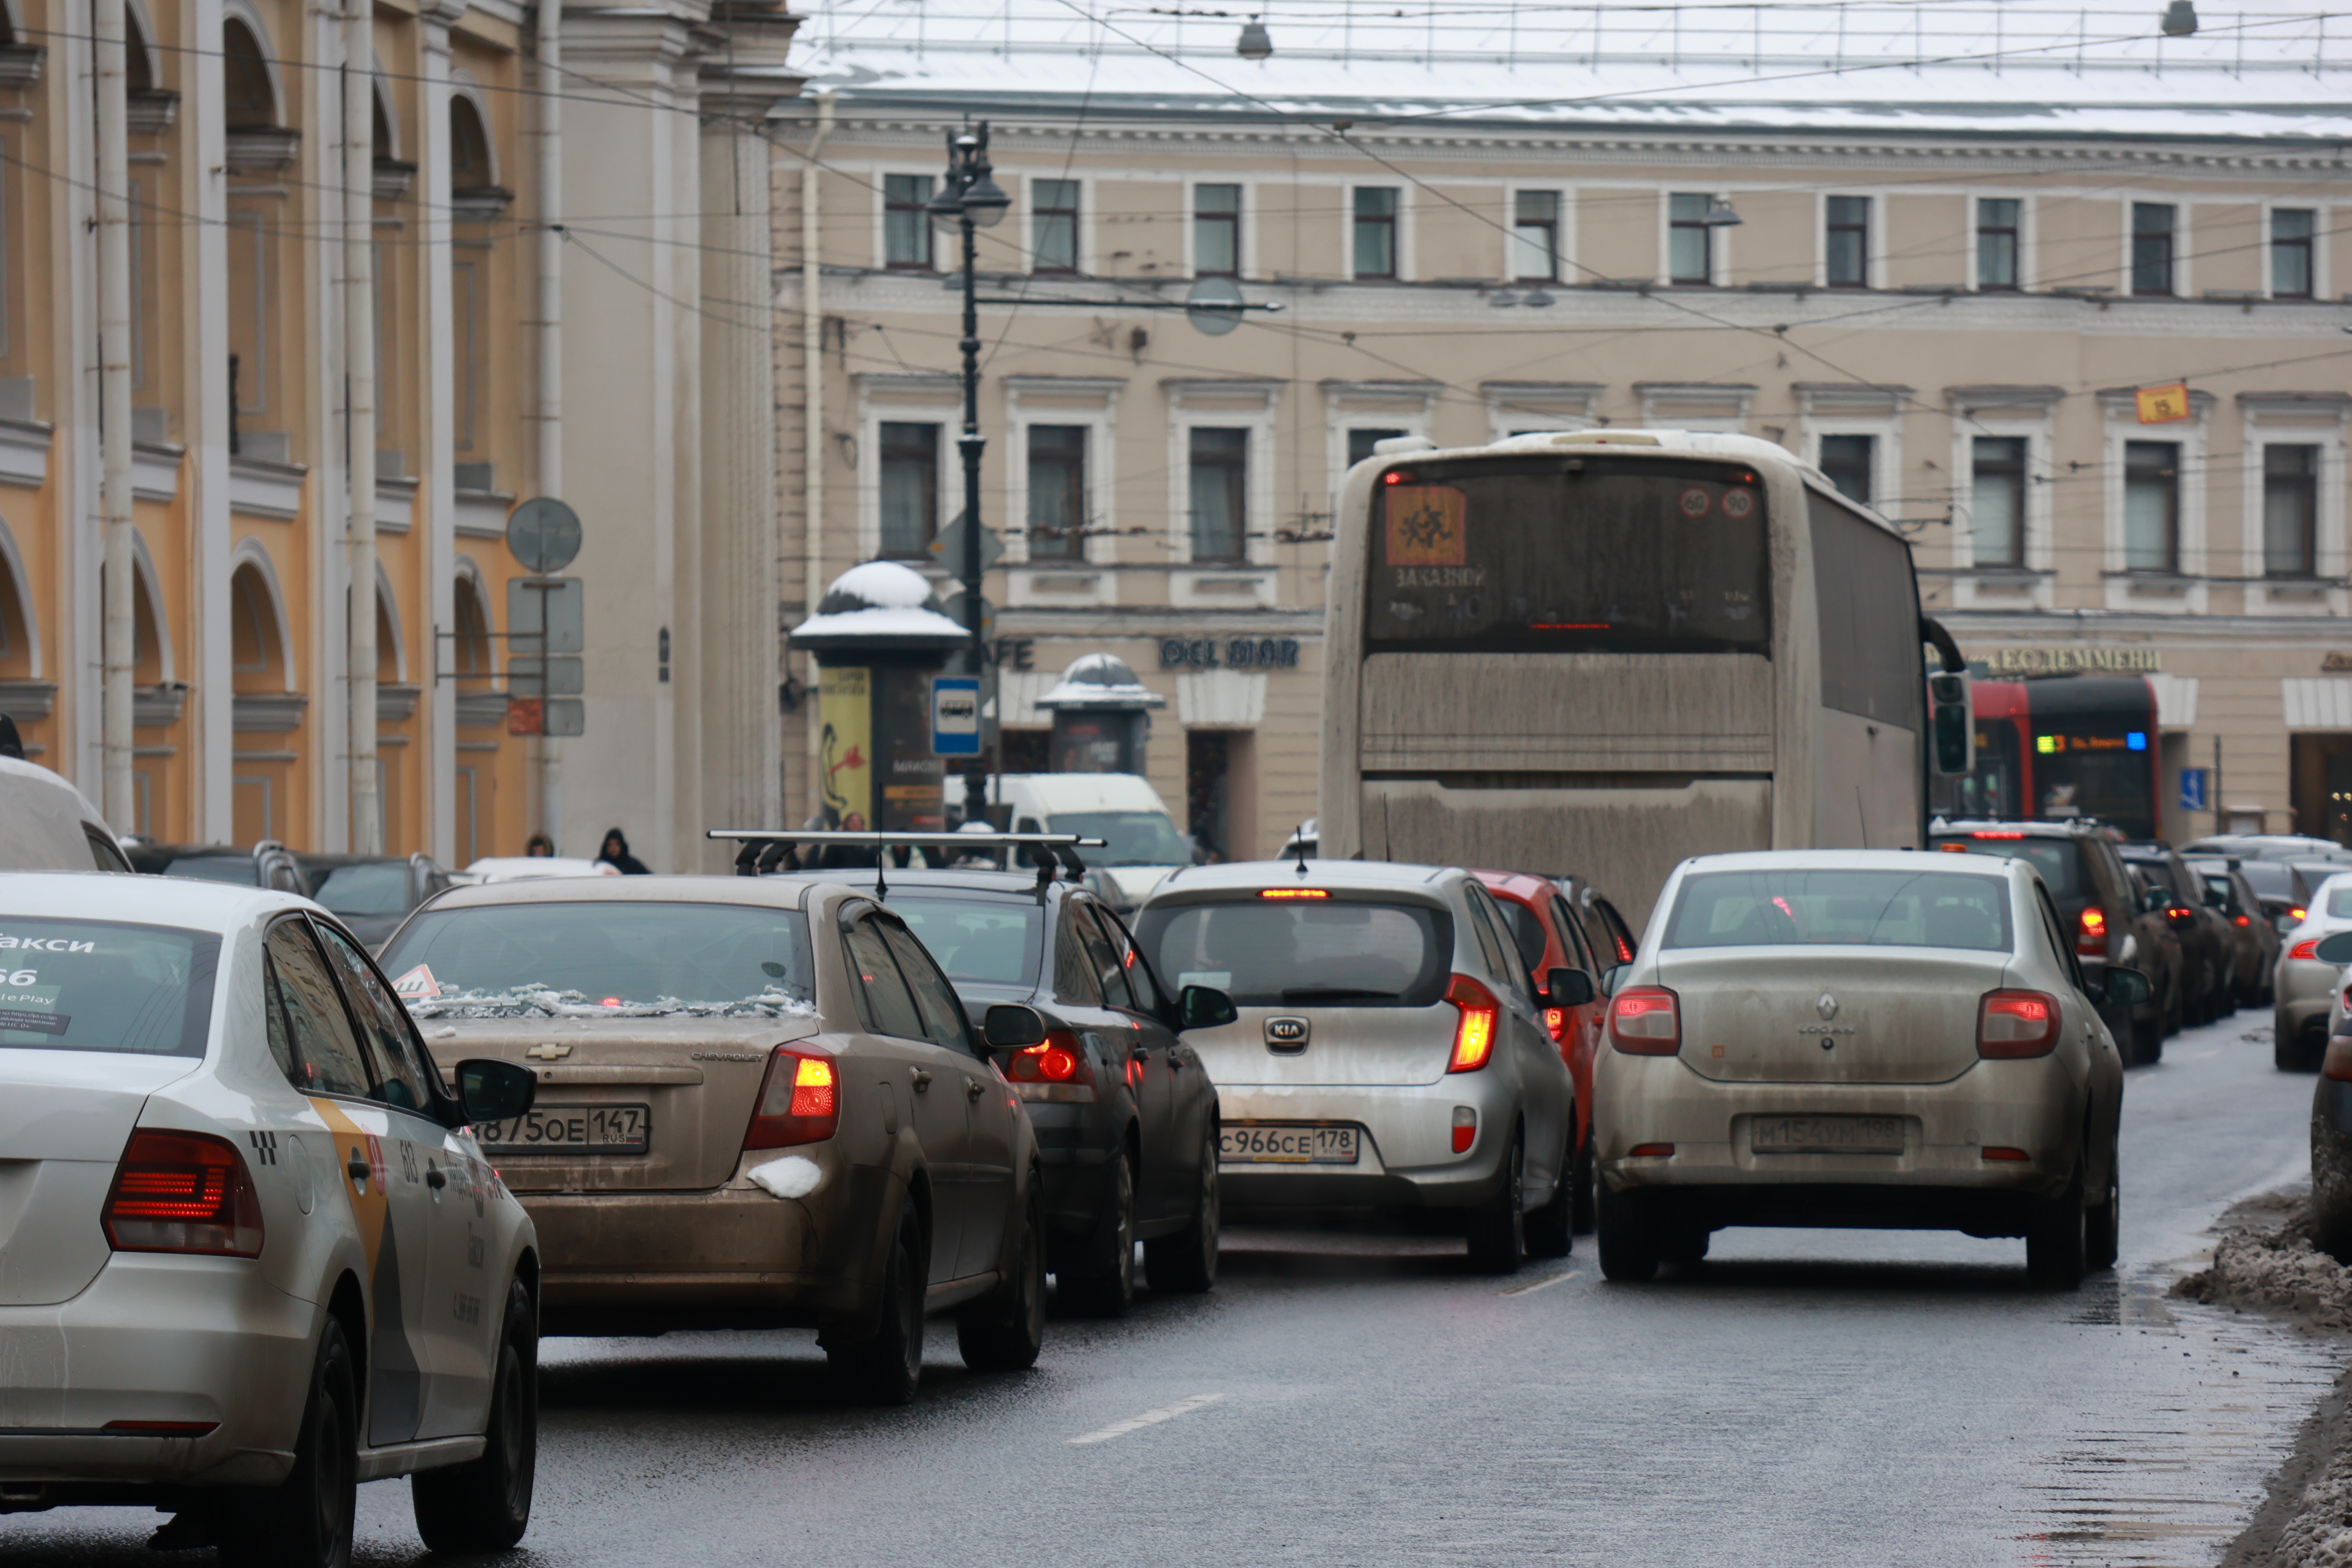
2135 383 2191 424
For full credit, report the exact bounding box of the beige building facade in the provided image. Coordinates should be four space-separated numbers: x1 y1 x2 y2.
775 1 2352 857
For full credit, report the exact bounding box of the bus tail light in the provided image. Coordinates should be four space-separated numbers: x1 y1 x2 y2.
2076 906 2108 958
1610 987 1681 1055
744 1049 840 1149
1978 990 2061 1059
1445 976 1498 1073
102 1131 264 1257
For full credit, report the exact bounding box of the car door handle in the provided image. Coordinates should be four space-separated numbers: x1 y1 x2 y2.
966 1077 986 1100
1130 1044 1151 1062
346 1153 370 1182
426 1166 447 1190
911 1069 934 1092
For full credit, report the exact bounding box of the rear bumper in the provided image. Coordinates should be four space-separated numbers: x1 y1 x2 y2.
520 1155 897 1334
1214 1082 1517 1212
0 1255 315 1489
1596 1056 2083 1212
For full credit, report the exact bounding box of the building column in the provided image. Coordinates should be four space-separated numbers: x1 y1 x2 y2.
420 0 461 863
308 0 352 850
188 0 234 841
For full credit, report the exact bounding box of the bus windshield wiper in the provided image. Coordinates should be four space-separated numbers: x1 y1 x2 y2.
1280 986 1402 1003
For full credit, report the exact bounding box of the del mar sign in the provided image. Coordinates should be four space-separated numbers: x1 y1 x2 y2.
1975 646 2163 675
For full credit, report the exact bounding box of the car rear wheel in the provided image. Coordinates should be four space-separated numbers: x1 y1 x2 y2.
217 1316 357 1568
1570 1134 1596 1234
2279 1022 2325 1072
412 1278 536 1552
959 1182 1047 1371
1595 1178 1659 1284
1144 1124 1220 1294
2086 1167 2120 1273
2132 1009 2163 1067
828 1208 924 1405
1464 1135 1526 1275
2026 1164 2088 1290
1523 1131 1573 1260
1061 1148 1136 1317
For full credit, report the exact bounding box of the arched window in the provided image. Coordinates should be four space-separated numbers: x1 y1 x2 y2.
230 561 285 689
125 8 154 95
224 19 275 129
373 90 393 160
451 575 493 681
451 97 492 188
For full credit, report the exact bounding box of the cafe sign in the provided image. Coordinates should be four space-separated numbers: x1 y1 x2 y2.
1974 646 2163 675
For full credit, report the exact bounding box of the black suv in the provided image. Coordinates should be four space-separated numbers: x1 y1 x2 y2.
2118 842 2238 1029
1930 819 2174 1064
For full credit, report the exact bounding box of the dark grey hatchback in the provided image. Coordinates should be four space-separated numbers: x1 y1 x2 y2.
824 867 1226 1316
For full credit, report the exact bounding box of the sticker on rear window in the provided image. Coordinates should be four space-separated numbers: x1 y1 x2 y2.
392 963 441 1000
0 1007 67 1034
1384 486 1468 567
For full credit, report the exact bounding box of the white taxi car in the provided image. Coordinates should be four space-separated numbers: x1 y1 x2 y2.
0 873 540 1566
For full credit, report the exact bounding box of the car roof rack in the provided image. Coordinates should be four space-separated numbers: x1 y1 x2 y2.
705 829 1106 898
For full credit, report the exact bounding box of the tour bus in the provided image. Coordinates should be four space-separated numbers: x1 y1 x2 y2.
1317 428 1969 926
1932 674 2162 841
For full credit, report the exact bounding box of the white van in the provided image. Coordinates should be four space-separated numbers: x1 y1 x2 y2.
985 773 1193 909
0 754 131 872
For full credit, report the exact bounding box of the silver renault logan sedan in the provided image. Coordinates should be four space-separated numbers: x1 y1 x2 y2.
1591 850 2136 1289
1134 860 1579 1273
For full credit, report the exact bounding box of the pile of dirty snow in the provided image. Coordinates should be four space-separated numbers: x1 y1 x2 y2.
2177 1196 2352 1332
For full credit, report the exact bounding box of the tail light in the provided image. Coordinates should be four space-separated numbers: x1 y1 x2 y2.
1542 1006 1568 1045
2291 907 2309 923
102 1130 264 1257
2292 938 2324 961
2076 906 2108 958
1610 987 1681 1055
2166 905 2194 922
2325 1035 2352 1082
744 1048 840 1149
2234 914 2251 927
1451 1105 1476 1154
1005 1029 1098 1103
1445 975 1498 1073
1978 989 2061 1059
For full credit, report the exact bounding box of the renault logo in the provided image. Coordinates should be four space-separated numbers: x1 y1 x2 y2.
1264 1016 1310 1050
1816 993 1840 1021
526 1043 572 1062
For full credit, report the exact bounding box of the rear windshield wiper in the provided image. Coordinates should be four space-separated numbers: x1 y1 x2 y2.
1279 986 1403 1004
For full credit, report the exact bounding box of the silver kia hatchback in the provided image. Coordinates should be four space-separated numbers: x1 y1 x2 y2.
1133 859 1578 1273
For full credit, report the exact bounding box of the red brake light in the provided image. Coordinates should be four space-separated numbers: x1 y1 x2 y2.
2291 907 2309 923
1542 1006 1567 1044
102 1130 264 1257
2076 905 2108 958
744 1048 840 1150
1445 974 1498 1072
1006 1029 1098 1102
2235 914 2251 927
1628 1142 1675 1157
2166 905 2194 921
1971 831 2027 839
2292 939 2324 961
1258 888 1329 899
1981 1146 2032 1161
1610 986 1681 1055
1978 989 2061 1059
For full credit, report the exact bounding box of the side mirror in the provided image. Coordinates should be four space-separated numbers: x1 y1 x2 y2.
982 1003 1049 1049
2139 887 2169 914
2204 885 2227 908
1598 965 1625 998
2094 967 2153 1008
1178 984 1239 1030
1545 967 1595 1008
456 1058 535 1125
2316 932 2352 964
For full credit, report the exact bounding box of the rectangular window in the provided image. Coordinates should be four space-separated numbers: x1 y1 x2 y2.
1668 192 1712 285
878 421 940 559
2123 439 2180 572
1187 427 1248 562
1817 434 1873 503
452 258 479 451
1353 187 1398 279
1971 436 2028 568
1194 183 1241 277
884 174 934 270
1031 178 1079 274
2131 203 2176 296
1026 424 1086 562
1977 198 2020 291
1511 190 1559 281
1825 195 1869 288
2272 208 2316 299
1348 427 1406 467
2263 443 2320 577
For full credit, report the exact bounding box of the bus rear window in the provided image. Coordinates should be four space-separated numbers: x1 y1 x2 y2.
1363 456 1768 655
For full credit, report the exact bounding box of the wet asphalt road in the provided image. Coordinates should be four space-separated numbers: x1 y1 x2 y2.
5 1009 2346 1567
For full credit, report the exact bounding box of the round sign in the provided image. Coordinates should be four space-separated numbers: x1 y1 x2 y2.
1677 486 1712 519
1185 276 1245 339
1720 489 1756 519
506 497 583 574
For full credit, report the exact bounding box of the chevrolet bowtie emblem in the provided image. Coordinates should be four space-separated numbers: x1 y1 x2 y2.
526 1043 572 1062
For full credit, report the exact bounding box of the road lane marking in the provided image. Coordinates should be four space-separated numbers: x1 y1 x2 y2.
1498 1269 1578 1297
1068 1393 1224 1445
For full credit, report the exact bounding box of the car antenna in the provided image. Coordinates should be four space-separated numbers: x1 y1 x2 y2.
1294 823 1310 877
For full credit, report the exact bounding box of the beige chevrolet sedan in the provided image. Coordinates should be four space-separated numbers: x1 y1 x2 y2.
1592 850 2138 1289
379 875 1047 1404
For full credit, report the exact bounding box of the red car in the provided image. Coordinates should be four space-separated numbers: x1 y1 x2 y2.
1474 870 1621 1231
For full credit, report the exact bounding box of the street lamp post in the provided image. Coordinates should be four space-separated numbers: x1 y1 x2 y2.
926 126 1010 827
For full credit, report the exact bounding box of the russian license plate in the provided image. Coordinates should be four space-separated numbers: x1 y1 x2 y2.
1751 1115 1904 1155
1221 1124 1359 1165
479 1104 650 1155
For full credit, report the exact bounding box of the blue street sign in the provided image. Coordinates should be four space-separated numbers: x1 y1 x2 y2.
932 677 981 756
2179 767 2208 813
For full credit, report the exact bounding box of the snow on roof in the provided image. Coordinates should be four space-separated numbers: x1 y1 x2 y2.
791 0 2352 140
1036 651 1167 709
791 560 975 648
